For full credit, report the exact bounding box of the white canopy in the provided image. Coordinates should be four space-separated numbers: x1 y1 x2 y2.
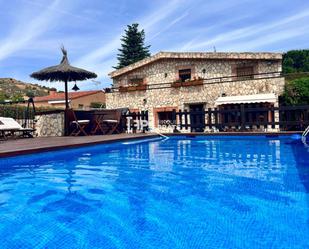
215 93 277 106
48 100 71 104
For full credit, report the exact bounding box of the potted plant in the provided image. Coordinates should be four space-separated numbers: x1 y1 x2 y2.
171 79 182 88
127 85 137 91
191 77 204 86
119 86 128 92
136 84 147 91
119 83 147 92
182 77 203 87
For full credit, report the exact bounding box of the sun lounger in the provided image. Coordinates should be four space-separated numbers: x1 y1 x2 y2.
0 117 35 140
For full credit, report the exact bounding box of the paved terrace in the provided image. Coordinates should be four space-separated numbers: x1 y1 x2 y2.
0 133 158 158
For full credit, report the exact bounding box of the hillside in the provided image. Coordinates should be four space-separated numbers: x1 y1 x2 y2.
0 78 54 101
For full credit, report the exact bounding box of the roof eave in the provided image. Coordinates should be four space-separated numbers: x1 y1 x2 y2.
108 51 283 78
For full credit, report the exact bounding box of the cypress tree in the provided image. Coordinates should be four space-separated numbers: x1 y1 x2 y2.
114 23 151 69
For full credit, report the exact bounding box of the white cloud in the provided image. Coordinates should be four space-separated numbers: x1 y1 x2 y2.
181 8 309 51
0 0 62 61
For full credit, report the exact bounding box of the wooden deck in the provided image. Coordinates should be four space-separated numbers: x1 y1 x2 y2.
0 133 158 158
0 131 301 158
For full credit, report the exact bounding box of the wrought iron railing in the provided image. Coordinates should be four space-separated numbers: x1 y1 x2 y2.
108 71 283 93
0 98 36 129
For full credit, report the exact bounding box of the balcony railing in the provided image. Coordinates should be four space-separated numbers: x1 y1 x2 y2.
119 84 147 92
171 79 204 88
109 71 283 93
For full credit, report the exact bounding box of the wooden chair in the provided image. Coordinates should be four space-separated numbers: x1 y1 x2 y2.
102 111 121 134
66 109 90 136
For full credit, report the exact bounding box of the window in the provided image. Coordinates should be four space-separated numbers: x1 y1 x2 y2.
158 111 175 126
179 69 191 82
236 66 254 80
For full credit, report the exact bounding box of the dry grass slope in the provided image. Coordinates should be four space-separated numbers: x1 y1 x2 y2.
0 78 53 98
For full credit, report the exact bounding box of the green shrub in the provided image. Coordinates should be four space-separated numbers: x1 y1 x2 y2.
0 104 60 120
281 77 309 105
90 102 106 108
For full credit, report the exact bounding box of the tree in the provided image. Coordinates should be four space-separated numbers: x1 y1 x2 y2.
283 50 309 73
11 93 24 102
0 91 8 102
114 23 151 69
26 90 35 98
281 77 309 105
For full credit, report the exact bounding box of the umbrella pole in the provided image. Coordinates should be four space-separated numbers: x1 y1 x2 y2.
64 79 69 136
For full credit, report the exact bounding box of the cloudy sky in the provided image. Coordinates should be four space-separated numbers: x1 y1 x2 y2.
0 0 309 90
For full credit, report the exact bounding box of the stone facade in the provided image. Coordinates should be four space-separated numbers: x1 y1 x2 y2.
106 52 285 131
111 58 280 87
35 112 64 137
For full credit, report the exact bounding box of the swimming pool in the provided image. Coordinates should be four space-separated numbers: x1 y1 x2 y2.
0 135 309 248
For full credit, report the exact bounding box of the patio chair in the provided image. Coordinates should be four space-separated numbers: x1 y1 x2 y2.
66 109 90 136
102 110 121 134
0 117 35 140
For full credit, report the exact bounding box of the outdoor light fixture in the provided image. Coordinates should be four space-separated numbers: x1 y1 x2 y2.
164 73 168 78
221 93 226 97
202 69 206 74
143 98 147 105
72 83 80 91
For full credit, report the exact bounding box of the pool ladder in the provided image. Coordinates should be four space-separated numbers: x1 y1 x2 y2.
149 128 169 140
301 125 309 146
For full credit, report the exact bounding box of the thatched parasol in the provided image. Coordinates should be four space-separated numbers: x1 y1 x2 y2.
30 47 97 135
30 47 97 109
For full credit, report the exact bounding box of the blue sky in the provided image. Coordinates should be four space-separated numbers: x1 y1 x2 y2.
0 0 309 90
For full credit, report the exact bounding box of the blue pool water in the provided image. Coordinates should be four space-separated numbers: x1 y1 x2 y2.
0 135 309 249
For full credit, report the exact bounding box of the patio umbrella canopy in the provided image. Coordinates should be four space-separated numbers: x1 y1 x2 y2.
30 47 97 82
30 47 97 135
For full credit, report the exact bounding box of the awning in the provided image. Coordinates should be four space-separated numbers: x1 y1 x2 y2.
48 100 71 104
215 93 277 106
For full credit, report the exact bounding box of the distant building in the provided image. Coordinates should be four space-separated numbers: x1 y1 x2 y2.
34 90 105 109
106 51 285 131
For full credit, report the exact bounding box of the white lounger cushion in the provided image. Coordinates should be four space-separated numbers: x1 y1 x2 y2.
0 117 23 130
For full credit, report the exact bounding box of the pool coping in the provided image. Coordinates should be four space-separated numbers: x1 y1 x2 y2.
164 131 302 136
0 131 302 158
0 133 160 158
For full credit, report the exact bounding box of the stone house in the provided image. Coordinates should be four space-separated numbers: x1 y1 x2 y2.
34 90 106 109
106 52 285 131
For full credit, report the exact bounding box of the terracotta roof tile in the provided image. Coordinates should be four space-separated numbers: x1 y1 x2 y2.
34 90 103 102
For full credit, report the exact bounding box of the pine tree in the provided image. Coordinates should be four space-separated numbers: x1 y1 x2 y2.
114 23 151 69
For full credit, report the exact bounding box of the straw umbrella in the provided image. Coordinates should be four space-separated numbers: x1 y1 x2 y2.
30 47 97 135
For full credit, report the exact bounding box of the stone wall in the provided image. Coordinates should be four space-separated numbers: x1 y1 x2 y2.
112 58 281 87
35 112 64 137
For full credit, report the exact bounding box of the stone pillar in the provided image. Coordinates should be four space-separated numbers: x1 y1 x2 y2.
35 112 65 137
